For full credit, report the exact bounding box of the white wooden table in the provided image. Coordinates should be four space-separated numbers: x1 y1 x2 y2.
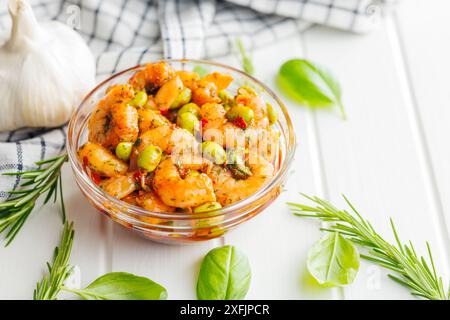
1 0 449 300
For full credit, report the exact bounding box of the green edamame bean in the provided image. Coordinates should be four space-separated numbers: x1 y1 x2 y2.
218 90 234 107
202 141 226 165
178 103 200 118
226 105 254 125
177 112 199 135
238 85 257 96
115 142 133 161
131 90 148 108
266 102 278 126
193 202 222 213
193 201 224 232
137 145 162 172
171 88 192 109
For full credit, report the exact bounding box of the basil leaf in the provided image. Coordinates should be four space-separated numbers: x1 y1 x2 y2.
197 245 251 300
307 233 360 287
67 272 167 300
277 59 346 118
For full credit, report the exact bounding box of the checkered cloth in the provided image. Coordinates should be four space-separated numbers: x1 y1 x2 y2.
0 0 389 197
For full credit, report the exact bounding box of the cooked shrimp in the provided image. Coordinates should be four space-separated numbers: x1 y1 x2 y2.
200 102 277 154
208 156 274 206
130 125 201 171
78 142 128 177
138 108 171 133
245 127 280 163
128 125 174 172
236 87 269 128
122 192 139 206
136 125 198 154
153 157 216 208
100 172 137 199
136 125 174 154
202 72 233 91
143 95 158 110
88 84 139 149
200 103 227 130
176 70 200 90
135 191 175 213
108 103 139 147
191 80 220 106
200 103 245 148
154 76 184 110
128 61 175 93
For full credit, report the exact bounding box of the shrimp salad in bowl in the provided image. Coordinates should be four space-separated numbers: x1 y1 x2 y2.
68 60 295 243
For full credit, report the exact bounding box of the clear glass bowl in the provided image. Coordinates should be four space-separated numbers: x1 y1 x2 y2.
67 59 296 244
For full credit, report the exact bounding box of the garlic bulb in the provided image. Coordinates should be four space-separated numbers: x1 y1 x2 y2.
0 0 96 131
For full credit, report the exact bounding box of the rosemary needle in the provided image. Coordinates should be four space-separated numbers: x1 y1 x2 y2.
34 221 74 300
288 194 449 300
236 38 255 76
0 153 68 246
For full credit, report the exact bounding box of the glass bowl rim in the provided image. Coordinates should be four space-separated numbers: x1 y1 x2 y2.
67 58 296 220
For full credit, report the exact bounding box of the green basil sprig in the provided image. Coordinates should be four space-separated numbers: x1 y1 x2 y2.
64 272 167 300
289 195 449 300
34 221 167 300
197 245 251 300
277 59 346 119
307 232 360 287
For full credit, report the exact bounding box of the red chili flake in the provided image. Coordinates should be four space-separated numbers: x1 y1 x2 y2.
175 163 188 178
233 116 248 129
82 156 89 168
133 170 142 182
91 171 102 185
201 118 208 128
160 108 169 116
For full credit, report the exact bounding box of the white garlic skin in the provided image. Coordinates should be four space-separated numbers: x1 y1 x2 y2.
0 0 96 131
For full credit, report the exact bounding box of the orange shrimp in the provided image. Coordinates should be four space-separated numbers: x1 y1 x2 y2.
153 157 216 208
88 84 138 149
78 142 128 177
128 62 176 93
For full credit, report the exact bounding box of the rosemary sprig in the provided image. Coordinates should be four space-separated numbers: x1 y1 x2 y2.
34 221 74 300
288 194 449 300
34 220 168 300
236 38 255 76
0 153 68 246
